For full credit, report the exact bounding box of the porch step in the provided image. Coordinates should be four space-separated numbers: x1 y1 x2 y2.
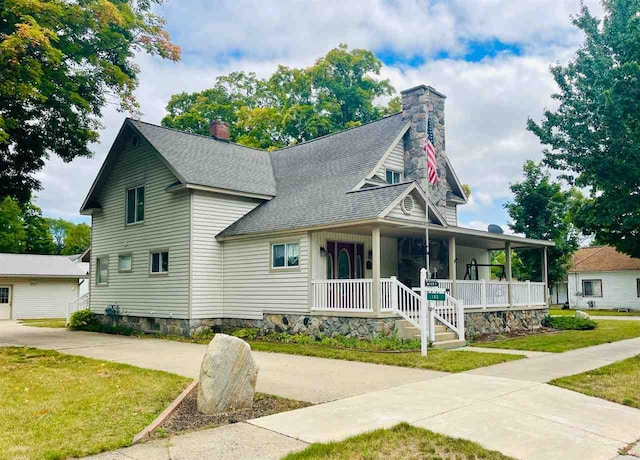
395 320 457 343
434 331 458 342
433 339 468 350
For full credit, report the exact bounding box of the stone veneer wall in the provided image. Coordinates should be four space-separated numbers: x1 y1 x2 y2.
96 313 398 340
401 85 449 212
97 308 548 341
464 308 548 340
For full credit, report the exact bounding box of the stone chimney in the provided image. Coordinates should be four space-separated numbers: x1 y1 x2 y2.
401 84 448 209
210 120 230 141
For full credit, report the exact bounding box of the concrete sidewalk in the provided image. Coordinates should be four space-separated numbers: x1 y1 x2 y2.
0 321 445 403
250 373 640 460
86 423 308 460
467 337 640 382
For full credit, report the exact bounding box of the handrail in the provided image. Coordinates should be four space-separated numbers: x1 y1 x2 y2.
66 292 90 324
388 276 423 329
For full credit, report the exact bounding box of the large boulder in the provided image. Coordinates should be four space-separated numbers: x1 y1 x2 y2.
576 310 591 320
197 334 259 414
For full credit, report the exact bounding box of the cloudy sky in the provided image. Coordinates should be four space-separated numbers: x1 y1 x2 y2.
34 0 601 230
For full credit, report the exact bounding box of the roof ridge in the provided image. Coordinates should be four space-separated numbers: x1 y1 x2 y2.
573 246 607 267
347 180 414 194
126 118 266 153
272 112 403 153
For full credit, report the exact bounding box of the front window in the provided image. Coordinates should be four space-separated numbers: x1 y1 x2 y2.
272 243 299 269
118 254 132 272
150 251 169 274
0 287 9 304
126 186 145 224
386 169 402 184
582 279 602 297
96 257 108 285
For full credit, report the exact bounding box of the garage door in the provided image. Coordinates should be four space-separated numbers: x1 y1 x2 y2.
0 286 11 320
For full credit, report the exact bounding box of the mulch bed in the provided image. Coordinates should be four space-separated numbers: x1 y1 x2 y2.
155 385 311 436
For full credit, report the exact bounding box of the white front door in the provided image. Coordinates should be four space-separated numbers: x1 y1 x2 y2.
0 286 11 319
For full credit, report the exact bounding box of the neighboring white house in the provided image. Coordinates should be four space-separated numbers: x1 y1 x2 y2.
80 84 554 342
562 246 640 311
0 253 89 319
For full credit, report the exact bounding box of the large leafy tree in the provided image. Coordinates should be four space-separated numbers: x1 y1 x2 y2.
0 196 26 253
22 202 55 254
505 161 582 287
162 45 397 150
0 0 180 202
527 0 640 257
61 223 91 255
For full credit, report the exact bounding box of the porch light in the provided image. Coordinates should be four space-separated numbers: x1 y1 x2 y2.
319 246 327 257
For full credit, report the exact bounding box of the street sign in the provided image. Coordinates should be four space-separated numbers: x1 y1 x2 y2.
424 280 439 287
427 292 446 301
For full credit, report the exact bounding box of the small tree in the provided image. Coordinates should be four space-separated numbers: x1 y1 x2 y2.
505 161 581 286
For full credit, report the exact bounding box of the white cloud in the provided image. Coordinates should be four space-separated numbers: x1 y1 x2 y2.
32 0 602 225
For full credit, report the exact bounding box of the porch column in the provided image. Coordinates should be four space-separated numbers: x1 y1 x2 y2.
542 246 549 306
372 225 381 315
448 235 457 298
505 241 513 307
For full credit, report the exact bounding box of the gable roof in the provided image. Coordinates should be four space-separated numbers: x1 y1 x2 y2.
131 121 277 197
81 119 276 212
218 113 412 237
570 246 640 272
0 253 89 279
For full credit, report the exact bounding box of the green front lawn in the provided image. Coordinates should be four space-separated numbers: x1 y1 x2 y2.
551 355 640 409
550 308 640 317
20 318 66 328
471 320 640 353
283 423 514 460
0 347 189 460
249 341 523 373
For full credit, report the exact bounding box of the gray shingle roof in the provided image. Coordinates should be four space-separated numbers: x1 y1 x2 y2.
218 113 410 237
131 121 277 197
0 253 89 278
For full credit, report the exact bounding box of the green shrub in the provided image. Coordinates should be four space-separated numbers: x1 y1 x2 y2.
231 328 261 340
68 309 99 330
68 308 137 336
192 328 216 341
255 331 421 351
543 315 597 330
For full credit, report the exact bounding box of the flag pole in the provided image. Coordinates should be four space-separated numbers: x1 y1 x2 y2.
425 112 430 279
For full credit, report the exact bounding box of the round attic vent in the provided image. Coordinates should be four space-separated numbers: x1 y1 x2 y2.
401 195 415 215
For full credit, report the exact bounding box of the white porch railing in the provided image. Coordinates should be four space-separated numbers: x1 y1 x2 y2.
66 292 89 324
311 279 372 311
438 280 546 308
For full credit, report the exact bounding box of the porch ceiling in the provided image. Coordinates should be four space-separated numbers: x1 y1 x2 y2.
332 220 553 250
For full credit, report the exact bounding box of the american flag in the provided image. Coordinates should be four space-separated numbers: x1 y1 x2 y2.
423 113 438 184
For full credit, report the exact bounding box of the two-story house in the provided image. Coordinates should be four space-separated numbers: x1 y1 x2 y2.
81 84 553 344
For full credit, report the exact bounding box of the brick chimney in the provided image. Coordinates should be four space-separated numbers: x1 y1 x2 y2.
210 120 230 141
401 84 447 209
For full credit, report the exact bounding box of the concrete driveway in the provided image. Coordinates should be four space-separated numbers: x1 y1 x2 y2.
0 320 444 403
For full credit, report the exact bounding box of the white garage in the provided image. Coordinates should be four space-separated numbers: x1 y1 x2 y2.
0 253 88 320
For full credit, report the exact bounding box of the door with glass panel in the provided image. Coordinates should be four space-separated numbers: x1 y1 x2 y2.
0 286 11 319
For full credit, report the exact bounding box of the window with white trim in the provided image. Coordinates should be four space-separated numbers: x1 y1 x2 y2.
0 287 9 304
96 257 108 285
118 254 132 272
272 243 299 268
582 279 602 297
150 251 169 274
386 169 402 184
126 186 145 224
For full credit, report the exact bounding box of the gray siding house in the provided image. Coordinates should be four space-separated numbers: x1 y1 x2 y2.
81 84 553 342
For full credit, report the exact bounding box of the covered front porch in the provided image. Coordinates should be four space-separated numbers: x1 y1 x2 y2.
309 221 552 315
